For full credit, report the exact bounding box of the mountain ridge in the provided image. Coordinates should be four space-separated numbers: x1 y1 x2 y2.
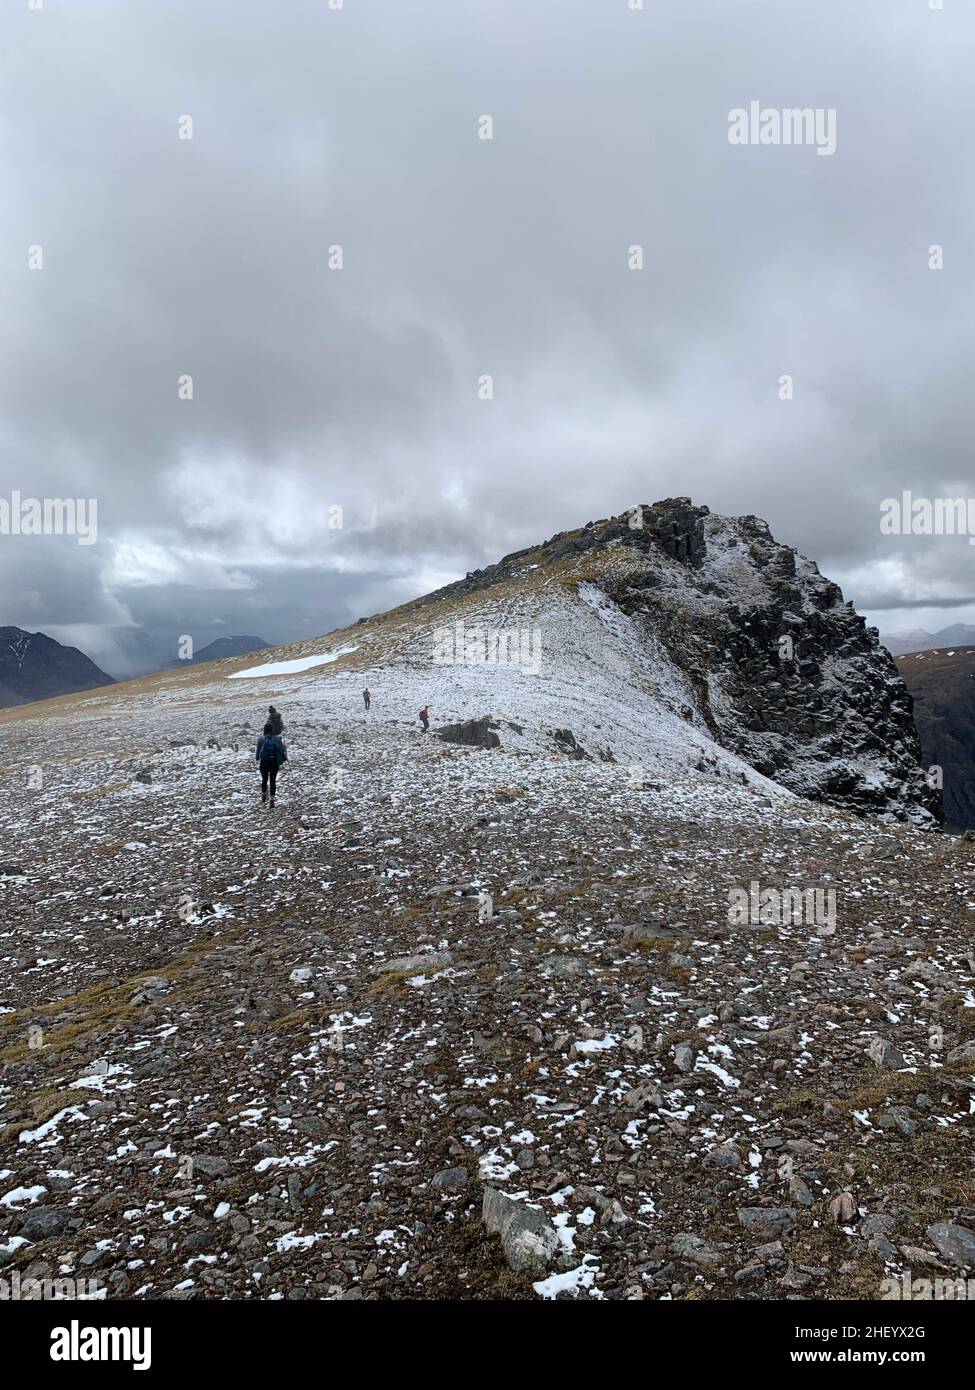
382 497 937 825
0 625 115 710
0 498 939 828
182 635 271 666
882 624 975 657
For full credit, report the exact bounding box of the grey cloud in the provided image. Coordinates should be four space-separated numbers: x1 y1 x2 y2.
2 0 974 657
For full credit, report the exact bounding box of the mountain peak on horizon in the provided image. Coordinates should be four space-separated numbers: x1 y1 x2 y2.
0 625 115 710
186 634 271 665
883 623 975 656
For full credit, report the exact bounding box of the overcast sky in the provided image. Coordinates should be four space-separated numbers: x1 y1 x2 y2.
2 0 974 675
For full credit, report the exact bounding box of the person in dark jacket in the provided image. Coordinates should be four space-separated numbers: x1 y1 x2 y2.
419 705 429 732
362 688 371 712
267 706 284 736
256 722 288 806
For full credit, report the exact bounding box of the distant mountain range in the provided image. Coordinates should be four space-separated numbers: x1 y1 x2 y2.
895 646 975 829
0 628 272 709
0 627 115 709
882 624 975 656
182 635 271 665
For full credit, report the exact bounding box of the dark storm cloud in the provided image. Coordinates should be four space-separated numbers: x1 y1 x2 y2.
2 0 974 660
859 594 975 613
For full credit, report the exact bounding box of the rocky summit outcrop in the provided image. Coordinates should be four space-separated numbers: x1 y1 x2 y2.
413 499 940 827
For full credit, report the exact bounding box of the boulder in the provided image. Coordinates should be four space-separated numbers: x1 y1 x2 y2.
482 1187 560 1274
436 718 501 750
671 1232 723 1266
867 1037 906 1070
926 1223 975 1268
738 1207 796 1239
431 1167 469 1193
829 1191 857 1225
370 951 453 977
17 1207 75 1241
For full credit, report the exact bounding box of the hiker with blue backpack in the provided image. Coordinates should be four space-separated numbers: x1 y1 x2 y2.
256 720 288 808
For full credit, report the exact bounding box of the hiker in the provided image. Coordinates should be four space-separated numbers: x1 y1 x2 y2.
267 705 284 736
419 705 429 732
362 688 371 712
256 721 288 807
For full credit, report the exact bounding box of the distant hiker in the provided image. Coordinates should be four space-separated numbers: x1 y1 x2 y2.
363 688 371 712
267 705 284 736
419 705 429 732
256 721 288 807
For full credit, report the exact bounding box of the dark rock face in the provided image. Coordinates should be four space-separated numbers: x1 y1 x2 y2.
895 647 975 829
436 717 501 750
599 504 941 827
0 627 115 710
550 728 589 760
